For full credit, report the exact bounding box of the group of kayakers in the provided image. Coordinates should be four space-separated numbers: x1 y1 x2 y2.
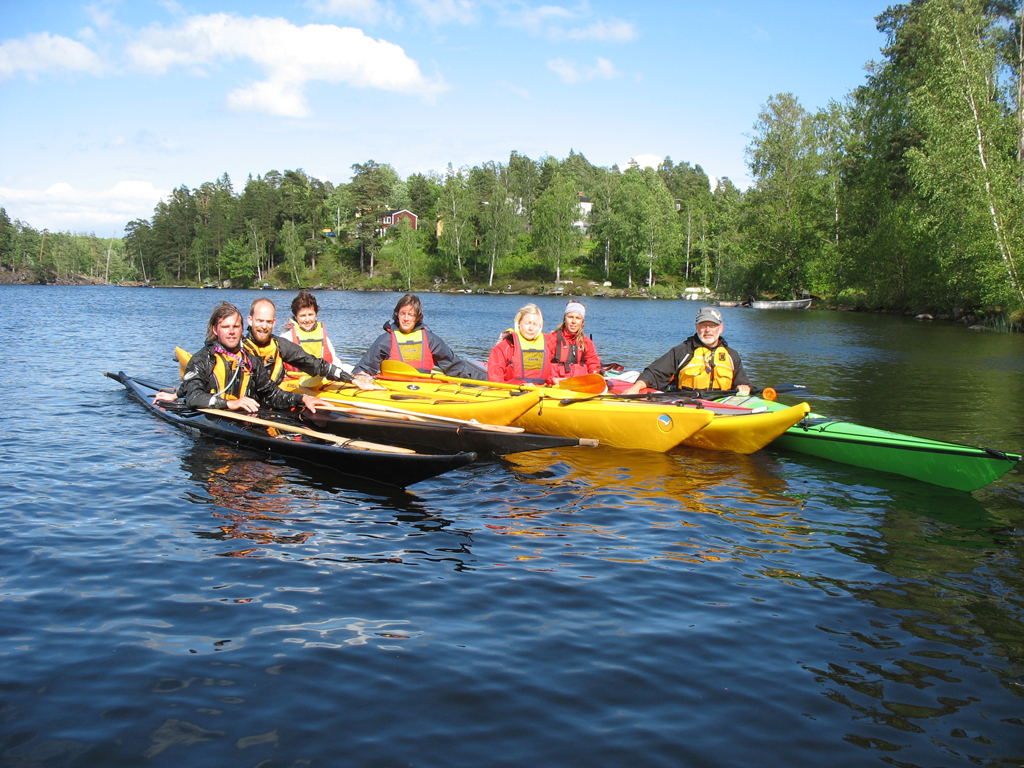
158 291 752 413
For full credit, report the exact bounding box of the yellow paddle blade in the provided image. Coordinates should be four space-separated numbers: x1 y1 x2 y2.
380 360 421 376
555 374 606 394
175 347 192 378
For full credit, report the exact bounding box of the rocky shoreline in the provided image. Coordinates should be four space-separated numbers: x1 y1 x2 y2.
2 267 1018 331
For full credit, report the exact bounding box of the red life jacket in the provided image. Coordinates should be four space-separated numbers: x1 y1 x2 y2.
550 330 589 378
388 327 435 373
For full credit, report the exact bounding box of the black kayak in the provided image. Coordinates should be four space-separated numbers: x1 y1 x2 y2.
106 372 477 488
301 409 596 456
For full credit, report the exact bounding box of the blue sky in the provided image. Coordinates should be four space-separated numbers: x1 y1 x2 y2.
1 0 889 236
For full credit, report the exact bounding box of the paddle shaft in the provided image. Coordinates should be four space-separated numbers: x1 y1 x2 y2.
378 359 605 394
305 398 525 433
556 383 808 407
197 408 416 454
379 360 531 391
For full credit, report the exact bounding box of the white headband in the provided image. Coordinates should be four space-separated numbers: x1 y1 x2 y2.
564 301 586 319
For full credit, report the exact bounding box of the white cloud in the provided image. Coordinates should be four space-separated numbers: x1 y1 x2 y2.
306 0 387 24
498 81 530 99
500 5 635 41
565 19 636 42
125 14 446 117
0 181 169 234
0 32 105 80
547 56 619 85
626 153 662 170
410 0 477 25
84 3 117 30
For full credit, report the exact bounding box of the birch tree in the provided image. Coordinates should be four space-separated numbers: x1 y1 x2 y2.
439 165 474 286
533 172 581 283
906 0 1024 305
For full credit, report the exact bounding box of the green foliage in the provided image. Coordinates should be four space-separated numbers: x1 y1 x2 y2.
218 237 255 286
438 165 476 285
533 171 582 282
904 0 1024 306
16 12 1023 321
280 220 308 288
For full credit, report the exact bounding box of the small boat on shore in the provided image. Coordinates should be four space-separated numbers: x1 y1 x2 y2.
106 372 477 487
750 298 812 310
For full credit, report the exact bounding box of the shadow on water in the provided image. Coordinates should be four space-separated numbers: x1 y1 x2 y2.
177 441 464 561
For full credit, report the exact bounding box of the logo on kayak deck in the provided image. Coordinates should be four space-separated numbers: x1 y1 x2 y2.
405 384 420 390
657 414 673 432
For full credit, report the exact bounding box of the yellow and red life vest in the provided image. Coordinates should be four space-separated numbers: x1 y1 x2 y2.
509 330 551 385
283 320 333 371
388 328 435 373
550 330 588 377
208 349 252 401
674 345 735 390
243 335 285 384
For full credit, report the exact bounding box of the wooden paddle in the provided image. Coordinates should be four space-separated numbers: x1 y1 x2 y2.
296 371 526 433
313 402 431 422
197 408 417 453
303 399 526 433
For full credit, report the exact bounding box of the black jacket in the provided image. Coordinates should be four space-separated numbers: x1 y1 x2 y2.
177 343 306 411
638 335 751 392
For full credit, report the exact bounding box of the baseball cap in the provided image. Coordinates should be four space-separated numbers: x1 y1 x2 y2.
695 307 723 325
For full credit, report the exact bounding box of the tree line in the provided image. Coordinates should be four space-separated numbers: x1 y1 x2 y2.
2 0 1022 321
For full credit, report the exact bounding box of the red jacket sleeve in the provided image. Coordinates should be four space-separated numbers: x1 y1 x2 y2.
487 338 515 382
582 335 601 374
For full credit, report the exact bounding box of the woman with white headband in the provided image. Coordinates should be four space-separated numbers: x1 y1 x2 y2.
548 300 601 382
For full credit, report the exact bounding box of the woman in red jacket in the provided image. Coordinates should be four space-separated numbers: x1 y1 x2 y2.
547 301 601 383
487 303 552 385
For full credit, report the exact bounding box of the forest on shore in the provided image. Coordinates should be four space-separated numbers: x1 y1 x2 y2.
2 0 1023 328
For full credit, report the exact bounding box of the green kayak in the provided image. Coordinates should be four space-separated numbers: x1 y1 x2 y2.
715 395 1021 492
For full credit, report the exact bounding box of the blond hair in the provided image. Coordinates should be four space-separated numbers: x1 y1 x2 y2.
513 303 544 336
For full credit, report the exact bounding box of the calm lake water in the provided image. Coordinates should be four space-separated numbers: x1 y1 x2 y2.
2 285 1022 767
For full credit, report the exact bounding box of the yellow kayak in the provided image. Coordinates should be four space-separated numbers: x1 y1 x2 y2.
680 401 811 454
376 363 713 451
513 396 715 452
281 378 543 428
376 363 808 453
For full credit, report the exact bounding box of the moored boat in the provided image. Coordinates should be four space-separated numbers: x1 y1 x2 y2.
106 372 477 487
715 394 1021 491
750 299 812 310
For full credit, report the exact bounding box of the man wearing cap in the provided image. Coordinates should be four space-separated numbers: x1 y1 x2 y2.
622 306 751 396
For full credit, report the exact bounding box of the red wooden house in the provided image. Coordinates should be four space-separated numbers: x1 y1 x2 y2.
378 209 418 234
